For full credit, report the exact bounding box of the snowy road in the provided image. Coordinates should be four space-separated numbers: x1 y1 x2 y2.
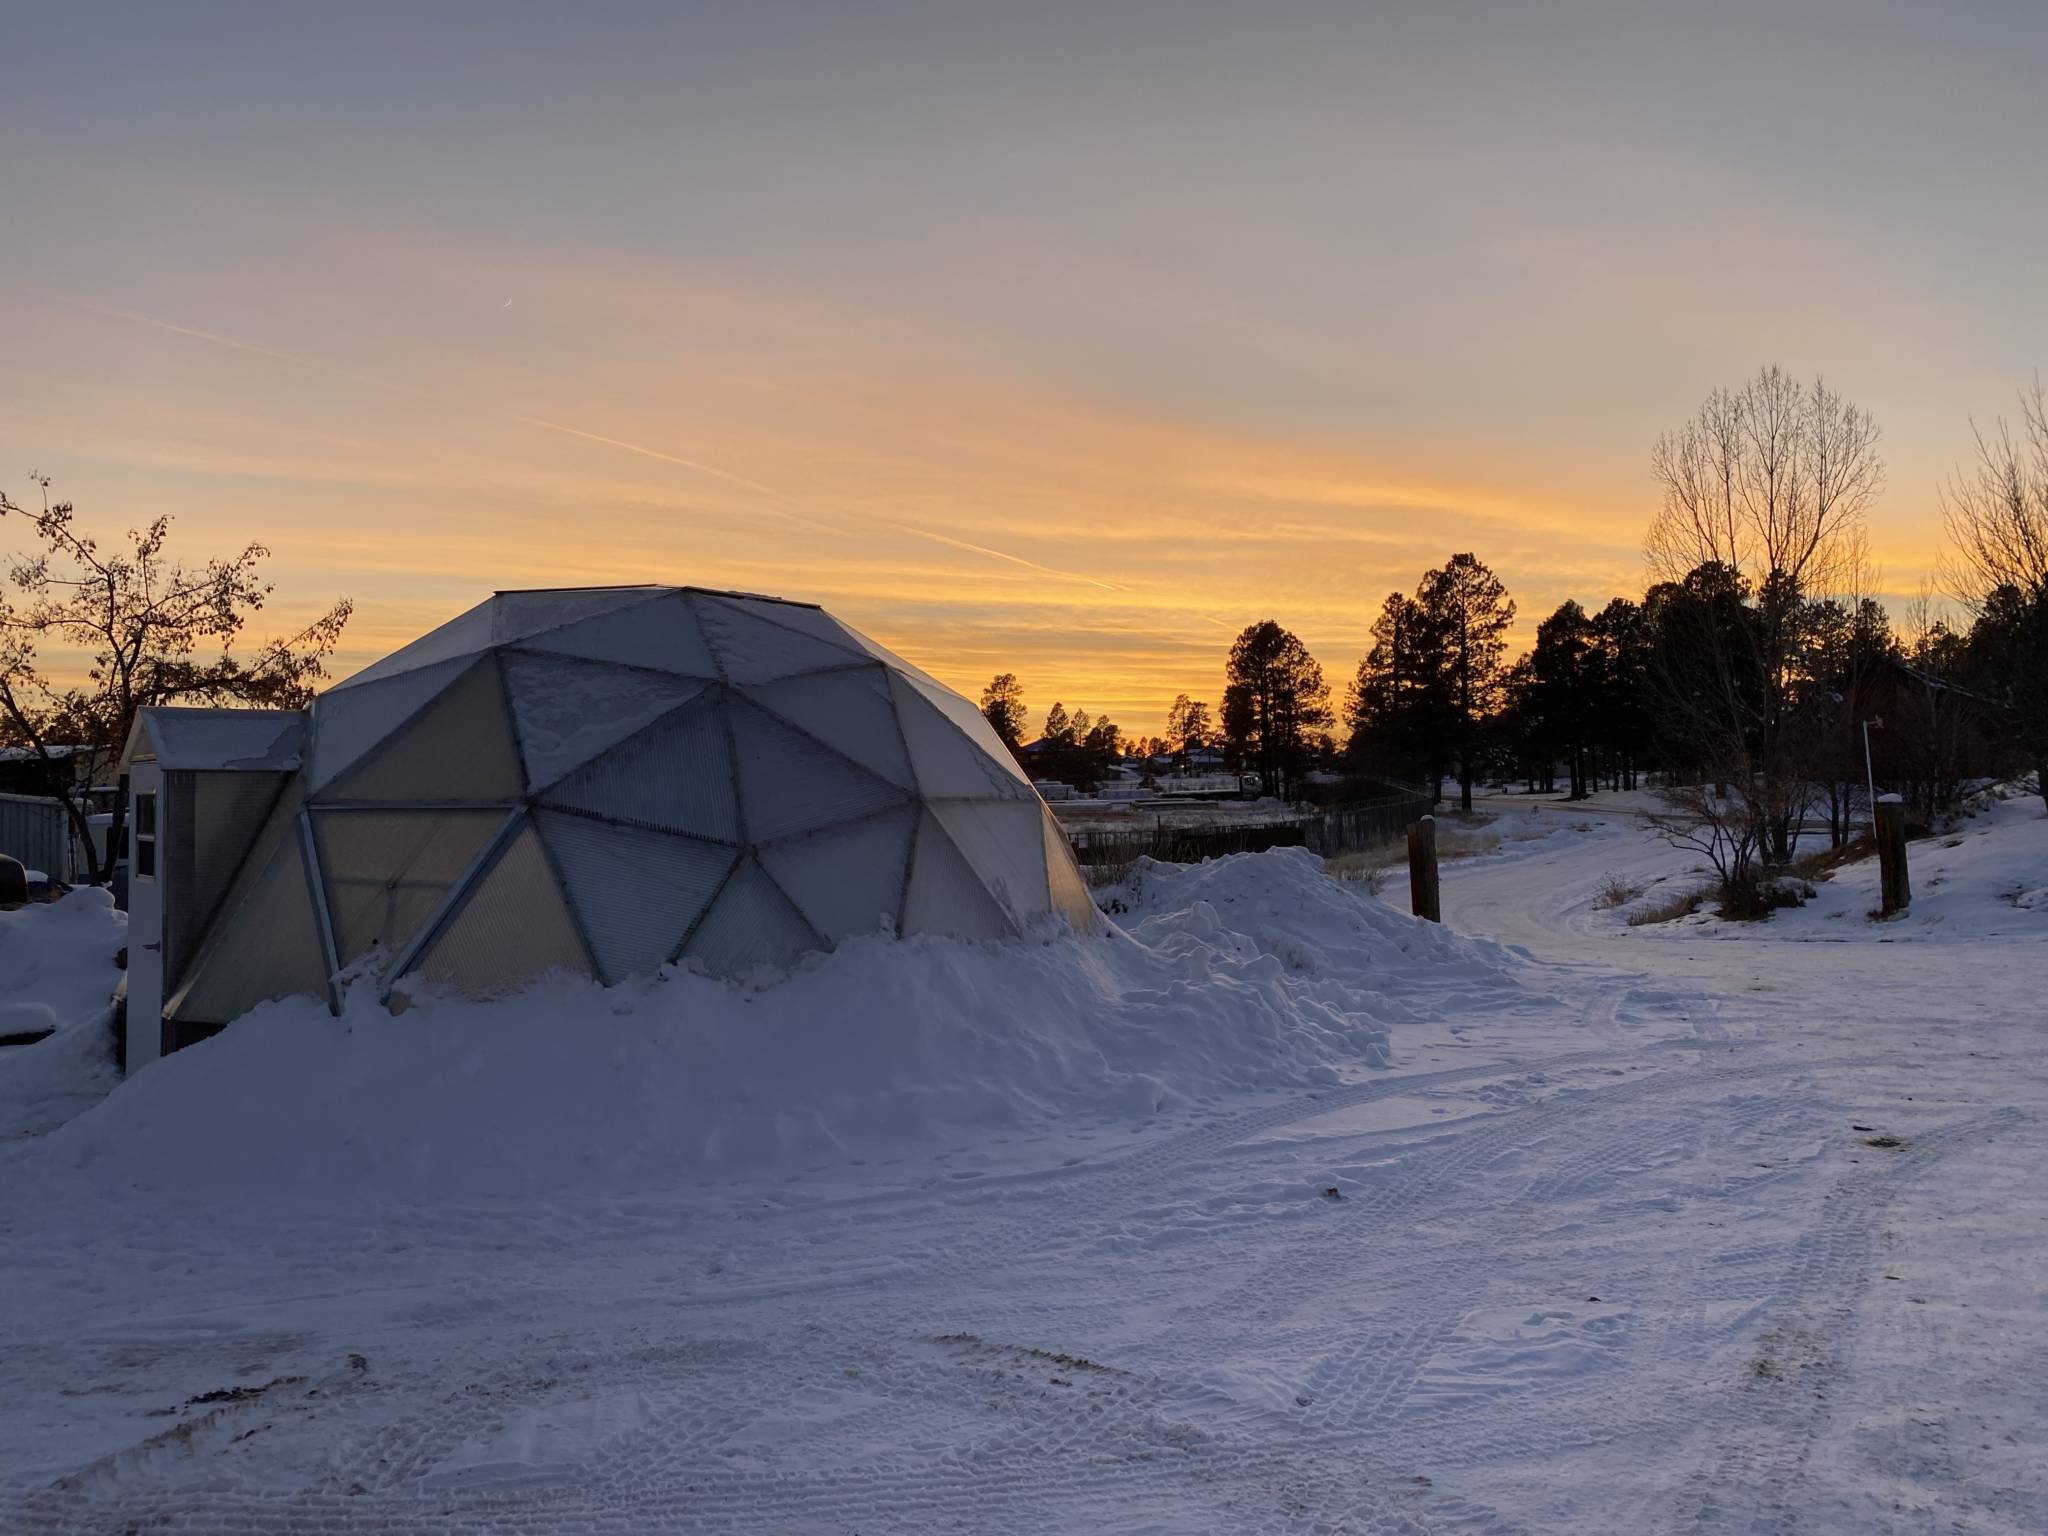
4 800 2044 1533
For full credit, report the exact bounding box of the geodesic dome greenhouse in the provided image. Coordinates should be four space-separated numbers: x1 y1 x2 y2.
162 585 1098 1027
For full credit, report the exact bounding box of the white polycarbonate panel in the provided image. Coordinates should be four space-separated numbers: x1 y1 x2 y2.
519 591 722 679
167 808 328 1024
314 808 507 968
537 811 736 984
887 674 1037 802
739 667 914 790
931 799 1051 924
414 821 591 995
1042 808 1099 933
902 810 1014 940
306 654 477 791
897 670 1037 788
503 652 708 790
333 603 495 692
539 696 739 841
716 595 871 656
491 588 663 646
689 592 868 684
757 806 915 942
323 657 525 802
728 698 909 841
681 857 822 978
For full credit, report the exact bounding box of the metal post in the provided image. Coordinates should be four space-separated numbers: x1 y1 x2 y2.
1861 717 1883 836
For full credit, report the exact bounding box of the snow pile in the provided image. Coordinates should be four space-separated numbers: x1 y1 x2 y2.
21 848 1527 1201
0 888 123 1139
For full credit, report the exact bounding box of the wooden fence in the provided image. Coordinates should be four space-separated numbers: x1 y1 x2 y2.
1063 790 1430 872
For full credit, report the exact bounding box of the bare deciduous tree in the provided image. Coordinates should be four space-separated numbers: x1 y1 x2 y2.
1645 367 1883 874
1 477 352 882
1940 382 2048 809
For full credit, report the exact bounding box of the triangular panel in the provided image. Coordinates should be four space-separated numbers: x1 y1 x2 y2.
332 603 496 692
930 800 1051 925
322 657 525 802
902 810 1014 940
714 595 871 656
166 793 328 1024
313 808 508 969
689 592 869 684
888 674 1038 802
503 651 708 790
896 670 1037 788
680 856 822 978
1043 808 1099 933
537 811 737 984
539 694 739 841
740 666 915 790
758 806 916 942
518 591 722 679
728 697 909 841
413 820 591 995
306 654 477 793
491 588 664 646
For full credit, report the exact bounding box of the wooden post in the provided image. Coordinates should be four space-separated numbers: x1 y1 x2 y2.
1407 815 1441 923
1874 795 1910 916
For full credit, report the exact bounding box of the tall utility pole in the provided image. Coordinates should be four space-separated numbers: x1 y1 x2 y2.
1861 717 1883 835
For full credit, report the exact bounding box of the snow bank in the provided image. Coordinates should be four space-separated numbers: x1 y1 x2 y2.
22 848 1526 1201
0 888 123 1139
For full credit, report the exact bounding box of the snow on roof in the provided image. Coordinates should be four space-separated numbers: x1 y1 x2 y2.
122 708 305 772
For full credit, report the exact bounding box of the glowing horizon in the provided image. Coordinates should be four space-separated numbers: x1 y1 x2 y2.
4 3 2040 738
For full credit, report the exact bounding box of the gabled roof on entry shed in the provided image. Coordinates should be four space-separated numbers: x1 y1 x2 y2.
122 707 306 773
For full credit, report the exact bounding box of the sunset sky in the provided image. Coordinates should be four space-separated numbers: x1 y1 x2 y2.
5 2 2044 736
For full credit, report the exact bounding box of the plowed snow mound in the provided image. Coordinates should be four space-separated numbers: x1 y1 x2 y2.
28 849 1531 1199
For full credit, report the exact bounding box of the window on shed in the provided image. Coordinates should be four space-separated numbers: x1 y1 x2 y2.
133 790 157 879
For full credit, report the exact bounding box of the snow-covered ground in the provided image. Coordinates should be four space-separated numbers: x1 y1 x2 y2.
2 793 2043 1534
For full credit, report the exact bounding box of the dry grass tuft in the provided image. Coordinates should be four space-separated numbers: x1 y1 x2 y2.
1627 887 1706 926
1595 873 1645 909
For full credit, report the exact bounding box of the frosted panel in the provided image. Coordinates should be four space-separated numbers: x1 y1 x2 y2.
322 657 525 802
520 591 721 679
740 667 914 790
314 808 507 968
898 671 1036 787
168 805 328 1024
492 588 662 646
540 695 739 841
306 654 476 792
932 799 1050 924
415 821 591 995
902 810 1013 940
504 652 707 790
689 592 868 683
889 674 1037 801
758 806 915 942
681 857 822 977
537 811 736 984
1043 808 1099 932
337 604 495 691
717 595 872 656
728 698 908 841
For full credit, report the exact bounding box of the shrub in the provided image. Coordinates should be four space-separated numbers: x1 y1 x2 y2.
1594 872 1645 909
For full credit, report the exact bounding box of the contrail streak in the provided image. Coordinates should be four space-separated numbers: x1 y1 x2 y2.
884 523 1123 592
68 298 1125 592
62 299 296 362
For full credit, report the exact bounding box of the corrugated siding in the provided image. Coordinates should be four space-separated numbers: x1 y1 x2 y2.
0 793 75 883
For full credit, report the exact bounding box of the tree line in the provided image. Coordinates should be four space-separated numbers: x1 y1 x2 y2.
980 368 2048 901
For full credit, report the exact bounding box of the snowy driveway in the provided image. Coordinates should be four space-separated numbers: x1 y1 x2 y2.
3 803 2044 1534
